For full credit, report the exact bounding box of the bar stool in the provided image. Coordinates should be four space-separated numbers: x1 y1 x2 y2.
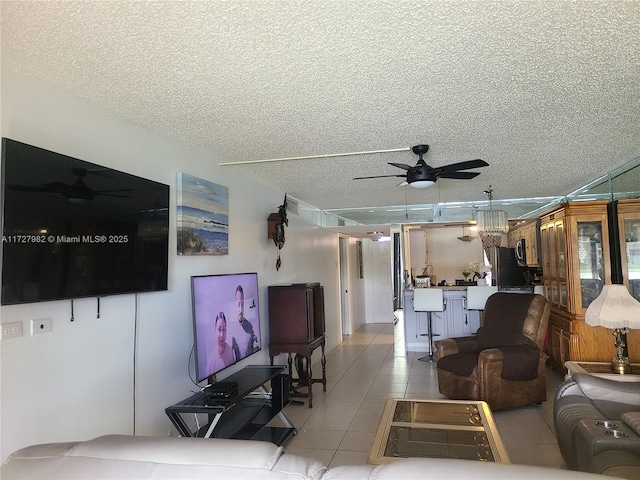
413 288 446 362
465 286 498 327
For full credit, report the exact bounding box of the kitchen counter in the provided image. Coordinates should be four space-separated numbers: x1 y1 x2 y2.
403 289 480 352
407 285 470 291
406 285 538 292
408 285 467 291
403 285 544 353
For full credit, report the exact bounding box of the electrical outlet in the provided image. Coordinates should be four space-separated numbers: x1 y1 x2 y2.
2 322 23 340
32 318 52 335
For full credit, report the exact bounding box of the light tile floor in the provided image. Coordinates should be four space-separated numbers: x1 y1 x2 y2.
278 323 567 470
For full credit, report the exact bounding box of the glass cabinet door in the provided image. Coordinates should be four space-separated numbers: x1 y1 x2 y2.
548 223 556 277
540 225 550 301
622 218 640 302
556 221 565 277
555 221 567 307
577 221 604 309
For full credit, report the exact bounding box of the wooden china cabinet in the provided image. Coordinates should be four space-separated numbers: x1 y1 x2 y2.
540 200 640 371
267 283 327 407
617 199 640 303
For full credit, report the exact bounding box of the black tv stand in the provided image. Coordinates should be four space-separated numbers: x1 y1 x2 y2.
165 365 296 446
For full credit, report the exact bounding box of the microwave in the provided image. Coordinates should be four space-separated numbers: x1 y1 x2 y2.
515 238 526 265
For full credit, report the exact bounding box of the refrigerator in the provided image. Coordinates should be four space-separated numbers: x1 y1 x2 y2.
488 247 530 287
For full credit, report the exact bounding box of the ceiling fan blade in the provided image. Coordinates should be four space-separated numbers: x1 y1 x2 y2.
42 181 74 190
433 159 489 173
437 171 481 179
353 174 406 180
388 162 413 171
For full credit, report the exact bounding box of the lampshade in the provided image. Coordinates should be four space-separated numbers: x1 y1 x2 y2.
585 284 640 330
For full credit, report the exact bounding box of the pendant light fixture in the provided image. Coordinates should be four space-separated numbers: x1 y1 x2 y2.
476 186 508 253
476 186 509 235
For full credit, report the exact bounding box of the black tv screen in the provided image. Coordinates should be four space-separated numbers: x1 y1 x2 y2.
191 273 262 383
1 138 169 305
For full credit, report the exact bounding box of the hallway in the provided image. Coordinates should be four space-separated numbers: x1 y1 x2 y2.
280 323 566 469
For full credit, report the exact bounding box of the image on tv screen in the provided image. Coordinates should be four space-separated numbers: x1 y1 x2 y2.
191 272 261 382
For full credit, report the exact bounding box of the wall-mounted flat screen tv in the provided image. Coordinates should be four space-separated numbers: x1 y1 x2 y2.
1 138 169 305
191 273 262 383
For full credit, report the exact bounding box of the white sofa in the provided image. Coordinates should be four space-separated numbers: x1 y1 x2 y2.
1 434 609 479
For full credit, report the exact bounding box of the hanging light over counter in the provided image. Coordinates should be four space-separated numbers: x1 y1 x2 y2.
476 186 509 234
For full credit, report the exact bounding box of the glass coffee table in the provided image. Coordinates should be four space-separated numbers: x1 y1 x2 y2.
369 399 510 464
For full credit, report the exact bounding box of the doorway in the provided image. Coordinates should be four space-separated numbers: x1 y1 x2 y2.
339 235 351 335
369 240 394 324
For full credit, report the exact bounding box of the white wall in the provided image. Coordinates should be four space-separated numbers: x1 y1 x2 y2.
0 70 349 461
409 228 485 285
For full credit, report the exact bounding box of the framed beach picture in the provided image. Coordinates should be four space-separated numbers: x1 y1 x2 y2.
177 173 229 255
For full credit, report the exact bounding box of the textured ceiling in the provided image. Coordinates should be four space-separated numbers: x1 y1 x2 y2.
2 1 639 217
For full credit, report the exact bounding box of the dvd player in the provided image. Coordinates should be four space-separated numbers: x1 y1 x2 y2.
203 381 239 399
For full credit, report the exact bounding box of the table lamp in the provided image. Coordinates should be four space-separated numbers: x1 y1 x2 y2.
585 284 640 374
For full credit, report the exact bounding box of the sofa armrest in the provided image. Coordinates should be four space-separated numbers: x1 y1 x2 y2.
452 336 479 353
574 418 640 475
574 374 640 406
434 338 458 360
478 347 503 363
622 412 640 436
435 335 479 360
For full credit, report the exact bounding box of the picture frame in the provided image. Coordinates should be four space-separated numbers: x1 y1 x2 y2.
176 172 229 255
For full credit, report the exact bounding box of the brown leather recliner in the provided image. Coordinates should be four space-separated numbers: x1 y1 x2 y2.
434 292 551 411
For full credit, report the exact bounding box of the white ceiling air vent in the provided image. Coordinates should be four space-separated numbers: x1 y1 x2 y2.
286 197 299 215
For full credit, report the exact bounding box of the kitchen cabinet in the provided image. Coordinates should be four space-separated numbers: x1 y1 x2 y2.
507 220 540 267
507 228 520 248
523 221 541 267
540 201 640 370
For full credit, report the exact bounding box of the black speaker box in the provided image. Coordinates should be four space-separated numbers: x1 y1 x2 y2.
271 373 290 411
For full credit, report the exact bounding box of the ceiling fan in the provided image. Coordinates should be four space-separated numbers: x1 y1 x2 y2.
353 145 489 189
9 168 133 203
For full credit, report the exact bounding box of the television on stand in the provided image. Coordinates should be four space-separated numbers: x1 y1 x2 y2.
191 272 262 391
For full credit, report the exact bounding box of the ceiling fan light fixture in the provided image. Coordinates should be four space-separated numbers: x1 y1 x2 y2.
407 167 437 189
409 179 435 189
